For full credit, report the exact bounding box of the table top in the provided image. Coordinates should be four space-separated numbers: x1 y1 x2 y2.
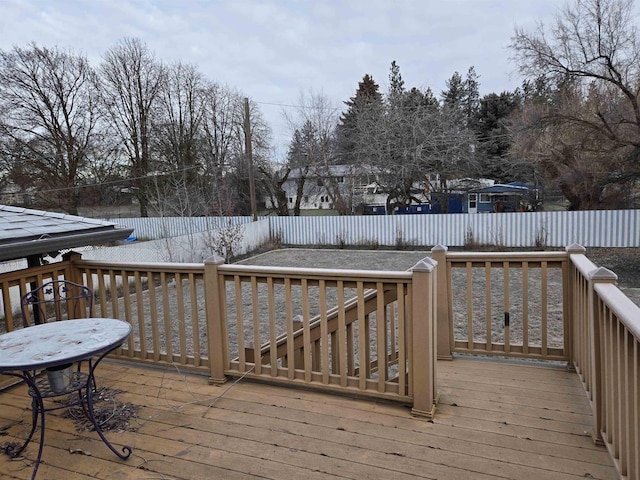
0 318 131 372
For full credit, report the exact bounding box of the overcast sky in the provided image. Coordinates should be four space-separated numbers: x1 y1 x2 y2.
1 0 568 159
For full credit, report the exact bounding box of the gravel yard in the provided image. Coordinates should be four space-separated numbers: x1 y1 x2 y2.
236 247 640 350
236 248 432 271
239 248 566 349
239 247 640 288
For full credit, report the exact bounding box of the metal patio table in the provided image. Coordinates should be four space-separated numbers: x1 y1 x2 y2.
0 318 133 479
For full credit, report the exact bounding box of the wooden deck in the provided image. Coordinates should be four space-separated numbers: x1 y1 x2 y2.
0 357 618 480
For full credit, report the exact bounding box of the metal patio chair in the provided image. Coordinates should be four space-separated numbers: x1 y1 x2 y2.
21 279 93 327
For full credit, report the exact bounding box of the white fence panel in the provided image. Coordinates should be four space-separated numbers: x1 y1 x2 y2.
268 210 640 248
84 218 272 263
109 216 260 240
102 210 640 249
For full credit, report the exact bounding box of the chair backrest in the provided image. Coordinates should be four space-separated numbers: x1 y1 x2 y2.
21 280 93 326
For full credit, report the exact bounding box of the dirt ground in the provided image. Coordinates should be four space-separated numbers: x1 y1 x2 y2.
237 246 640 309
239 246 640 286
584 247 640 288
237 248 433 272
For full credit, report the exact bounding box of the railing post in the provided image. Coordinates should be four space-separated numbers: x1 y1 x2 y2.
64 251 84 284
565 243 586 369
588 266 618 446
65 252 92 317
204 255 228 385
410 258 437 419
431 245 452 360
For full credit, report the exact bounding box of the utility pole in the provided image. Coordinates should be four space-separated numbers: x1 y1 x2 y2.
244 97 258 221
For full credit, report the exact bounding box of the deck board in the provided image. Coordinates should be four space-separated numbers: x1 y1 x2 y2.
0 357 618 479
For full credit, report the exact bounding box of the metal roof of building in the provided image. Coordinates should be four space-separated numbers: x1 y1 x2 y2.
0 205 133 262
471 183 531 194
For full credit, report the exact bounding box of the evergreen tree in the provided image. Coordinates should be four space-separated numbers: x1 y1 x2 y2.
441 67 480 127
441 71 465 113
463 66 480 126
388 60 405 106
287 120 318 167
336 74 383 164
474 91 522 182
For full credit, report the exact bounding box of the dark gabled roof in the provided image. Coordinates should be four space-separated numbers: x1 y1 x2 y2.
0 205 133 262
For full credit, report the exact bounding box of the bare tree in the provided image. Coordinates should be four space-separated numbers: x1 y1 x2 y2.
148 61 210 217
154 61 205 173
198 85 272 216
284 91 351 214
100 38 165 217
510 0 640 208
0 44 101 214
354 85 476 213
200 84 240 173
511 79 634 208
259 164 291 216
199 82 244 215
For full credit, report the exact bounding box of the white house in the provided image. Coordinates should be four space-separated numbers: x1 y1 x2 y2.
265 164 379 212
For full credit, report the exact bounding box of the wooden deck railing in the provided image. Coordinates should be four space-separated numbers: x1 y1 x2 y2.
431 245 570 361
0 253 438 417
430 243 639 479
75 258 210 373
567 245 639 479
0 257 84 332
204 256 438 417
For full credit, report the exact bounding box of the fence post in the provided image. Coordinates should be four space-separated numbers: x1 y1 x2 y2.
410 258 437 419
588 266 618 446
204 255 228 385
431 245 452 360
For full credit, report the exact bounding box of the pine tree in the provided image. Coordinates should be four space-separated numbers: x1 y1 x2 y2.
287 120 318 167
463 66 480 125
388 60 405 107
336 74 383 164
441 71 465 112
441 67 480 127
475 91 521 182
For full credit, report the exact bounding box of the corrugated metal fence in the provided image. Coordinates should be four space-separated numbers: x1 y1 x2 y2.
84 219 272 263
112 216 257 240
108 210 640 248
268 210 640 247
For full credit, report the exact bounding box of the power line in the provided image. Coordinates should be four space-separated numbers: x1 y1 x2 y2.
28 164 204 195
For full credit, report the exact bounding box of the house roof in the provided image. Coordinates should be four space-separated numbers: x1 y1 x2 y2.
0 205 134 262
471 183 531 194
283 164 371 180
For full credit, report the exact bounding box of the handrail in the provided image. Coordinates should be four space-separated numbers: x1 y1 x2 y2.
444 250 569 262
245 282 398 365
594 283 640 339
590 280 640 479
219 263 413 281
77 259 205 272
